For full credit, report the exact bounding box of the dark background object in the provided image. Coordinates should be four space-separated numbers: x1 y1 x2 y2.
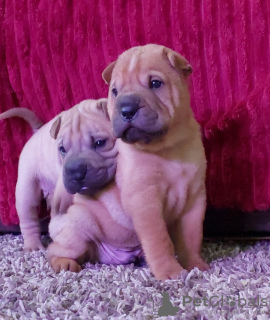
203 208 270 239
2 209 270 239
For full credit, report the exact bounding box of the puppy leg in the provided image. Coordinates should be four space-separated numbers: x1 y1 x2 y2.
16 175 44 251
50 177 74 217
123 187 183 281
172 192 209 271
47 205 99 273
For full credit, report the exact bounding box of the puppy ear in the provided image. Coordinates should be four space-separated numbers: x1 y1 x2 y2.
166 50 192 77
102 61 116 84
97 98 110 119
50 117 61 139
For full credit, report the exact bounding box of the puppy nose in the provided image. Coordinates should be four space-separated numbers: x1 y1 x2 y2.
65 162 87 181
118 95 140 121
72 170 86 181
121 105 139 121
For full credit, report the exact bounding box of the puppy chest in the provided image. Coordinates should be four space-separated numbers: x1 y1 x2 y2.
39 176 57 200
163 162 199 218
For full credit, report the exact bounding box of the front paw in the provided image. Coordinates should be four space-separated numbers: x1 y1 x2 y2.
24 239 45 251
186 258 209 272
51 257 82 273
152 258 185 281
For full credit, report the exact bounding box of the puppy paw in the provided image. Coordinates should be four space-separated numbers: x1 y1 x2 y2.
24 240 45 252
51 257 82 273
186 258 209 272
152 259 185 281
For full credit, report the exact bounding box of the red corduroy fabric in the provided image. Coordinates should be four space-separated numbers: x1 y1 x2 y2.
0 0 270 225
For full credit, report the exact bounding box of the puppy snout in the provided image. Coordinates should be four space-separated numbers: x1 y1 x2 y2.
121 105 139 121
65 161 87 182
117 95 141 121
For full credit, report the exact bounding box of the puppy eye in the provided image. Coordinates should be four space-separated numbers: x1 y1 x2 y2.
149 79 163 89
94 139 107 149
59 146 67 156
112 88 118 97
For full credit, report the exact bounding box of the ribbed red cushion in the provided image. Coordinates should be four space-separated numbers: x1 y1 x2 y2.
0 0 270 224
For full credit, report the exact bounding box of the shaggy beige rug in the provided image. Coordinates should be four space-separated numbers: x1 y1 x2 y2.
0 234 270 319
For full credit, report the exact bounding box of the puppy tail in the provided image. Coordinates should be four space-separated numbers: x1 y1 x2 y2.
0 108 44 132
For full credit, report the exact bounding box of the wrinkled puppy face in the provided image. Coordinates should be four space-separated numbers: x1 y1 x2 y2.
102 44 192 144
50 99 117 196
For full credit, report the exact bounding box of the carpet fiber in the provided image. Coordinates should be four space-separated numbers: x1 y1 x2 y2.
1 235 270 319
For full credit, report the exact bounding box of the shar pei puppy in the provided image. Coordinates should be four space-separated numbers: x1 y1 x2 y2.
0 99 117 251
101 44 209 280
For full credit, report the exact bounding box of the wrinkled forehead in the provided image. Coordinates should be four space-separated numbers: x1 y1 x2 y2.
112 46 169 84
59 117 113 152
60 111 111 139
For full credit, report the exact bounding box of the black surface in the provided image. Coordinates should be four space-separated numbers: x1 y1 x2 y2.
1 209 270 238
203 207 270 238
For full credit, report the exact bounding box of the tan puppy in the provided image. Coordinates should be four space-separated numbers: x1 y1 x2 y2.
102 44 209 280
0 99 117 250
